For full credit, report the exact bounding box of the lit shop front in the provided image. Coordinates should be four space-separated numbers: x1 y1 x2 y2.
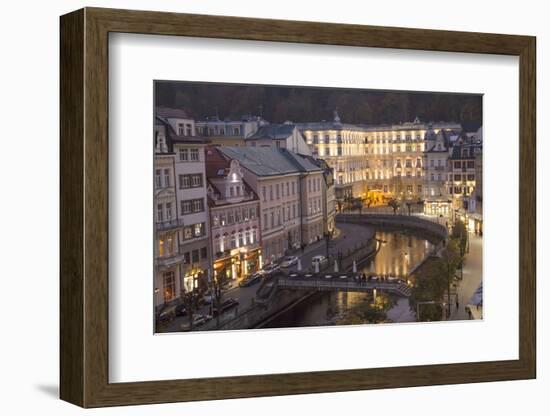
213 246 262 282
424 200 452 217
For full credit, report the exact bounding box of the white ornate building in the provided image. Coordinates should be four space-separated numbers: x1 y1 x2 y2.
298 112 461 203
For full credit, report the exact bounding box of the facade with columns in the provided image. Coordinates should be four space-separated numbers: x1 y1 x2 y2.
298 111 461 204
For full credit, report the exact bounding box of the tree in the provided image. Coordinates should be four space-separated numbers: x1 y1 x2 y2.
338 293 394 324
410 260 448 321
440 239 462 318
182 289 199 331
451 219 468 258
211 271 231 328
388 198 400 214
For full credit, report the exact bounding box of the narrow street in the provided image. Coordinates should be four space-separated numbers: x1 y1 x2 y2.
450 233 483 320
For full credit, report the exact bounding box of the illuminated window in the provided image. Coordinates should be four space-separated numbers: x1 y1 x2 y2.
163 272 175 302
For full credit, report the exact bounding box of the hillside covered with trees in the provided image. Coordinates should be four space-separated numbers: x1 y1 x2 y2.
155 81 482 127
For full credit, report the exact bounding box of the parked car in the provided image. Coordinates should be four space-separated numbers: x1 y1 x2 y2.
311 255 328 269
213 298 239 316
180 314 212 331
280 256 299 268
175 303 188 317
261 263 280 275
157 304 176 322
239 272 262 287
201 292 213 305
193 314 212 327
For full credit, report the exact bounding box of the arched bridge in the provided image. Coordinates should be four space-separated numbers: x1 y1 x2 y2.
277 272 412 297
337 213 448 242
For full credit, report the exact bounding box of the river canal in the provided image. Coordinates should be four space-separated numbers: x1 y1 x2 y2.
263 230 435 328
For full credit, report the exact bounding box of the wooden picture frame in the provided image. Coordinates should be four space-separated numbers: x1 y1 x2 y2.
60 7 536 408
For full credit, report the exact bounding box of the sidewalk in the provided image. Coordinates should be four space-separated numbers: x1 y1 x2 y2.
290 222 376 273
450 233 483 320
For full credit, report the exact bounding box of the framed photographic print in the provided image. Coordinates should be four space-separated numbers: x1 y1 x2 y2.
60 7 536 408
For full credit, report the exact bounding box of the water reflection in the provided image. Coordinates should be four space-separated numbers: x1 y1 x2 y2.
264 230 431 329
367 231 434 278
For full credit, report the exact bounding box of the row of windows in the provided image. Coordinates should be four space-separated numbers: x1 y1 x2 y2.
262 181 297 202
368 133 423 142
395 158 422 168
212 206 258 227
451 186 473 195
181 198 204 214
428 159 446 168
262 203 299 230
453 174 475 182
430 173 475 182
196 125 242 136
157 237 207 261
179 174 203 189
392 185 423 194
215 229 258 252
178 148 200 162
182 222 206 240
309 132 425 145
157 199 205 222
453 160 475 169
369 144 423 154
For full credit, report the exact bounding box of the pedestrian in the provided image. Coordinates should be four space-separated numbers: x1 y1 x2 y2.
456 298 459 310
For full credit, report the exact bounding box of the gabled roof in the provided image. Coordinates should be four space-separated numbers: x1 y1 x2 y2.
155 115 207 150
218 147 321 177
450 144 479 159
425 129 450 153
155 107 192 120
247 124 296 140
205 146 231 178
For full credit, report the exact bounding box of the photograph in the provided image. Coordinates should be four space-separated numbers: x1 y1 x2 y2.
153 81 483 333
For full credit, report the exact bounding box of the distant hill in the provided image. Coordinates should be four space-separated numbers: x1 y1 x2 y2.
155 81 482 126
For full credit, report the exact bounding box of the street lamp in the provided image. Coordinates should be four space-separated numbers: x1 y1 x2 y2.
323 230 333 259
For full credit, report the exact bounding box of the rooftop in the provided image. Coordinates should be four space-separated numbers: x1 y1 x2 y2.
155 107 192 120
219 146 321 177
247 124 296 140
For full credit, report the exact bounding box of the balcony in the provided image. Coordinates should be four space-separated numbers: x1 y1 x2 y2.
434 166 446 171
156 218 185 231
155 250 186 268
